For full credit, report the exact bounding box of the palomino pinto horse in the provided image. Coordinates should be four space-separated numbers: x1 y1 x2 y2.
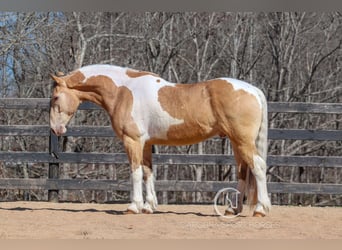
50 64 271 217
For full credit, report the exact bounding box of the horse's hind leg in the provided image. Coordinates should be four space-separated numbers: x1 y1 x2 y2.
231 141 271 216
224 175 246 216
251 154 271 216
224 143 247 216
141 144 158 214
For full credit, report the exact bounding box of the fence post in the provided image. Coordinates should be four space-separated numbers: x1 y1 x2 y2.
48 115 60 202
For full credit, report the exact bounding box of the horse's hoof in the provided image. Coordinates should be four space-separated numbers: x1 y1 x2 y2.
224 210 236 216
142 208 153 214
124 209 139 215
253 211 266 217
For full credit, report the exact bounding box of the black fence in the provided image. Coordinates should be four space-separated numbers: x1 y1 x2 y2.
0 98 341 202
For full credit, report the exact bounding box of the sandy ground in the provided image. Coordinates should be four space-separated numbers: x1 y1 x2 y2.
0 202 341 239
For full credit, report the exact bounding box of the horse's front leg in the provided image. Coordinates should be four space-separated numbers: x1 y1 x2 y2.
142 144 158 214
123 136 144 214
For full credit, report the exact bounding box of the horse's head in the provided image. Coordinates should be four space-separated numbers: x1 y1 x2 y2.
50 74 81 136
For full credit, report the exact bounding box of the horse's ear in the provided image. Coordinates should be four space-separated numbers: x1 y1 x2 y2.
50 74 67 87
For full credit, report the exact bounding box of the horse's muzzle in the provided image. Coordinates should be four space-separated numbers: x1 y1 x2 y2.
51 125 67 136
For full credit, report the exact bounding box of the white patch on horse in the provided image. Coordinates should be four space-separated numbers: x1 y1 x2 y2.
125 76 184 141
79 64 130 85
222 78 262 108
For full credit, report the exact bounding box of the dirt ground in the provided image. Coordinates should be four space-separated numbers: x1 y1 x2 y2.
0 202 341 239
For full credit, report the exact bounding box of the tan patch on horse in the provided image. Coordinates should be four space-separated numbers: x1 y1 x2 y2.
63 71 86 88
209 79 262 166
126 69 159 78
157 83 218 144
76 75 117 111
208 79 262 138
157 79 262 149
114 86 142 141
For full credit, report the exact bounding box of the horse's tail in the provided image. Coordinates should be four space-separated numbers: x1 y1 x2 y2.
245 88 268 208
255 88 268 161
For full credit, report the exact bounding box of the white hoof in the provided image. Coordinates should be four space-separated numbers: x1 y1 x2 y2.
254 201 271 216
127 201 143 214
142 203 154 214
146 194 158 210
260 197 272 213
143 196 158 213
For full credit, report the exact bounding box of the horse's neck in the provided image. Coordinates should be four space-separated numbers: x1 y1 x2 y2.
72 65 129 108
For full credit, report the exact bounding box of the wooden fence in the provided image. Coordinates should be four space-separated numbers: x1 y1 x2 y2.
0 98 341 202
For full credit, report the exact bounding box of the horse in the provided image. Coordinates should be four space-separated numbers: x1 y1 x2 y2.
50 64 271 217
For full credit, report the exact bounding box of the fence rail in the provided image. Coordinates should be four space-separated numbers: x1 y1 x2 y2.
0 152 341 168
0 179 340 194
1 125 341 141
2 98 342 113
0 98 342 202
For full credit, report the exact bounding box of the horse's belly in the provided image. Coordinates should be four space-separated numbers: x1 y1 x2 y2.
147 120 218 146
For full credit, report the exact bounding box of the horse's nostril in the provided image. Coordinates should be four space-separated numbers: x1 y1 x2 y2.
51 128 59 136
51 126 64 136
